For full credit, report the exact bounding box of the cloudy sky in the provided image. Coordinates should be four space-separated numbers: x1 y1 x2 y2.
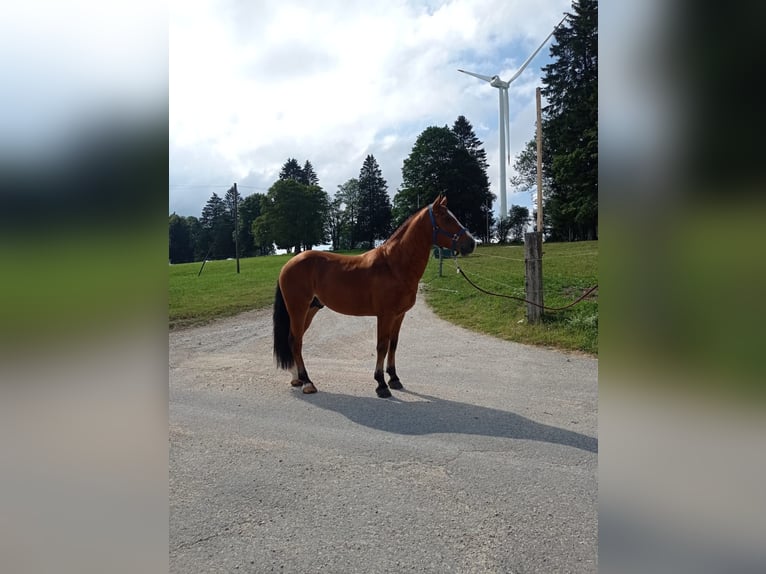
169 0 571 218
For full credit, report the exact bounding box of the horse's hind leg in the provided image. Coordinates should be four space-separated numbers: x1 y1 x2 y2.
385 312 406 390
287 301 319 394
297 304 322 392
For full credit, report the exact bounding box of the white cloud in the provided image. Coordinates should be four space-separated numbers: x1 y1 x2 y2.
169 0 570 217
1 1 166 156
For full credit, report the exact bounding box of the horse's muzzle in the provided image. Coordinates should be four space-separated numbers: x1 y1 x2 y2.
457 233 476 257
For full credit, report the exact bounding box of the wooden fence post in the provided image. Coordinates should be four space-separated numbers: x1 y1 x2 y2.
525 231 543 323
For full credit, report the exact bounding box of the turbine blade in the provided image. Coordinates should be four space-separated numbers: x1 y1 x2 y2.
458 69 494 83
507 14 568 84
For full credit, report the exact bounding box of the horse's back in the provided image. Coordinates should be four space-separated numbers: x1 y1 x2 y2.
280 250 374 280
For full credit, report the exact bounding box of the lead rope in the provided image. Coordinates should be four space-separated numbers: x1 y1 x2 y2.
453 259 598 311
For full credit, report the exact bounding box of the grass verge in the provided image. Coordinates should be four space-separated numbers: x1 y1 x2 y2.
421 242 598 355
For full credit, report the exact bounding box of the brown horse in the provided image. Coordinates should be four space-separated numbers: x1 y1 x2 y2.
272 194 476 398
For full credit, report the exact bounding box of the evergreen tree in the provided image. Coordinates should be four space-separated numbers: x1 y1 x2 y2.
279 158 305 183
334 178 361 249
395 121 493 242
356 154 392 249
453 115 489 172
185 215 205 261
540 0 598 240
222 185 243 256
452 116 494 242
169 213 194 263
200 192 234 259
396 126 460 226
223 185 243 220
327 196 345 251
302 160 319 186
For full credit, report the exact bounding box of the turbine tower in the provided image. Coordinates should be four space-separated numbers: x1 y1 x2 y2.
459 15 567 221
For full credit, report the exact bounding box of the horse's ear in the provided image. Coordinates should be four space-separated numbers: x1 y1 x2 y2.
439 194 448 206
432 194 442 207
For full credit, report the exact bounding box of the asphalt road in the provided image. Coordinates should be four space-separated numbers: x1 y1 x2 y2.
170 291 598 573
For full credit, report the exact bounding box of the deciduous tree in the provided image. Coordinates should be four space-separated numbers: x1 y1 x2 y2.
395 121 493 242
256 179 329 253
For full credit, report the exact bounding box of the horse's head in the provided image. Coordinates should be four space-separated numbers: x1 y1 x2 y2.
428 194 476 257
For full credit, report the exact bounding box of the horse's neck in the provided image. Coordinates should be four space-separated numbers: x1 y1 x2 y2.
381 210 432 285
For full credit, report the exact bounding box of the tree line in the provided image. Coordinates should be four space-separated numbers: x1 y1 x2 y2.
169 0 597 261
511 0 597 241
169 117 498 264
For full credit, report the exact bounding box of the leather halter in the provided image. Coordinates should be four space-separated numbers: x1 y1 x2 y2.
428 204 468 254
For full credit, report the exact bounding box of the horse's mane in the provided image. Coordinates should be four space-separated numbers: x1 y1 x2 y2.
380 206 425 247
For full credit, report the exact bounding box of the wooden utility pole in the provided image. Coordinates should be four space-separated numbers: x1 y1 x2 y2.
536 87 543 233
525 87 544 324
233 182 240 274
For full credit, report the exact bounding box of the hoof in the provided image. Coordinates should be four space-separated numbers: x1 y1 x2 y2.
388 378 403 390
290 379 303 387
302 382 317 394
376 386 392 398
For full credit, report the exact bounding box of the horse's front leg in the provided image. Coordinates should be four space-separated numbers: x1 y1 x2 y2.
374 316 393 398
385 312 406 390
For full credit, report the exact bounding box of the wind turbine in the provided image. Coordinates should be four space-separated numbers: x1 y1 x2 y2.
459 14 568 222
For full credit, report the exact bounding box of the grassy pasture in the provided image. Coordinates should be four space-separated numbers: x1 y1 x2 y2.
169 255 290 329
169 242 598 354
421 241 598 354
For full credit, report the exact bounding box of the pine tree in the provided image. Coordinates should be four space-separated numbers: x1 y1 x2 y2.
335 178 361 249
223 185 243 218
185 216 205 261
539 0 598 240
200 192 234 259
356 155 392 249
302 160 319 186
453 115 489 172
279 158 305 183
169 213 194 263
327 196 345 251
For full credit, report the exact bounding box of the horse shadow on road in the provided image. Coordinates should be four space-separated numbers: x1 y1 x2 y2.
297 388 597 454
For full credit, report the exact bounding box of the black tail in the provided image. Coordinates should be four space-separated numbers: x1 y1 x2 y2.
273 283 294 370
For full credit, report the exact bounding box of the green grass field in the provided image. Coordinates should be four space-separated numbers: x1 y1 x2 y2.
169 242 598 354
169 255 290 329
421 242 598 354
